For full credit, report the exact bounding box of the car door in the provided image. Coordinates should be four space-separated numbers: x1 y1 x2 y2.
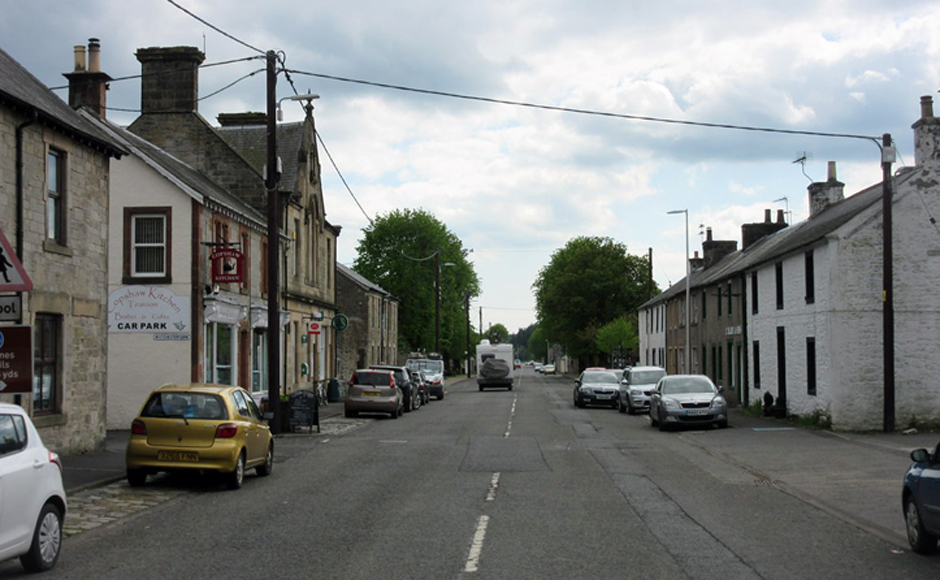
232 390 263 465
922 444 940 533
0 413 36 556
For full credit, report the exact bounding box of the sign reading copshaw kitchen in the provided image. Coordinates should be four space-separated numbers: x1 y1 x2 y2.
108 286 191 333
210 247 245 284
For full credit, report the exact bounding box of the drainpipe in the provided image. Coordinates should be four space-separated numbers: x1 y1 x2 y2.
15 111 38 262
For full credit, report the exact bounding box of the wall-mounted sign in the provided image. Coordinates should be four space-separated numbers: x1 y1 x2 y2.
0 325 32 394
211 248 245 284
308 321 321 335
108 286 191 333
0 296 22 322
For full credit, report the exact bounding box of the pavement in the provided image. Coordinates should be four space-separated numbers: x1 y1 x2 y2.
60 401 346 494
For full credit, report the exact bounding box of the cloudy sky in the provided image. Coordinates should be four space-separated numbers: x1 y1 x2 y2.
4 0 939 333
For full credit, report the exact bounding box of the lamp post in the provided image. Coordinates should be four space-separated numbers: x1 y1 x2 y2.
668 209 691 374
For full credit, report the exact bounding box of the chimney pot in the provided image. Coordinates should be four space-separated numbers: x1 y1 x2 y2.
73 45 86 72
706 227 713 242
88 38 101 73
764 209 771 223
827 161 837 181
921 96 934 120
776 209 785 223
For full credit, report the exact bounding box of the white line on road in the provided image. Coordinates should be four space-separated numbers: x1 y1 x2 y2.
485 472 501 501
464 515 490 573
504 395 517 437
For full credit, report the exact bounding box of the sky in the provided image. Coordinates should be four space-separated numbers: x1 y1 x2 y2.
3 0 939 334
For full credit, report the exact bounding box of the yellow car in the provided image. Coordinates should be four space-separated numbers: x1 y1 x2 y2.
126 383 273 490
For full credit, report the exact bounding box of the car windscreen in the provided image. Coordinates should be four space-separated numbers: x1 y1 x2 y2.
354 372 391 387
415 360 443 373
142 392 228 420
582 372 619 384
661 379 715 395
631 370 666 384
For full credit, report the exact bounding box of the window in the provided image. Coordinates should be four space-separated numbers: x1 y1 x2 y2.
751 272 759 314
752 340 761 389
124 208 171 282
805 250 815 304
33 314 62 414
775 262 784 310
205 322 235 385
727 282 733 315
701 290 707 319
47 149 66 244
251 329 267 395
806 337 817 396
717 285 723 317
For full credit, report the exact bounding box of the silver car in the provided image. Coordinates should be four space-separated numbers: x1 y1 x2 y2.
649 374 728 431
573 369 621 409
618 366 666 414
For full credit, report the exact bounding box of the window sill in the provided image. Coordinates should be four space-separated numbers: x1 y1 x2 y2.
32 412 68 429
43 240 72 257
122 276 172 285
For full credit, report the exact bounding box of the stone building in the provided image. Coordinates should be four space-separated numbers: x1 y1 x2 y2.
124 45 341 399
0 43 124 453
335 263 399 383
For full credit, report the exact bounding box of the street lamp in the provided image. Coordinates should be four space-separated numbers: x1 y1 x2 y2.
668 209 691 373
277 93 319 121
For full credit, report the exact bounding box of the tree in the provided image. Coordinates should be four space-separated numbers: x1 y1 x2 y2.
596 316 638 367
354 209 479 365
486 323 509 344
533 236 656 366
510 324 537 361
526 325 547 361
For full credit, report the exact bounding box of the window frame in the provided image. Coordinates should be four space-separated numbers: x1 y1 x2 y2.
33 313 62 415
123 207 172 284
46 148 67 246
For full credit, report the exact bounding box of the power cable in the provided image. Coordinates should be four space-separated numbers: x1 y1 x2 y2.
165 0 264 55
285 69 882 144
316 132 374 226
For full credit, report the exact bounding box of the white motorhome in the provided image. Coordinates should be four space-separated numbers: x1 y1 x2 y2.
476 340 514 391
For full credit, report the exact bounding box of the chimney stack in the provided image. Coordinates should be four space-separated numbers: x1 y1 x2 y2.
135 46 205 114
64 38 111 118
742 208 788 249
702 226 737 268
807 161 845 217
913 95 940 169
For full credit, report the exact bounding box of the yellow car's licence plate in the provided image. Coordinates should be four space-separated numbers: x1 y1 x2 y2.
363 391 381 397
158 450 199 462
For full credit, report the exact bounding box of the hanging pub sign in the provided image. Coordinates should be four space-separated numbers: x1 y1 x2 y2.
210 247 245 284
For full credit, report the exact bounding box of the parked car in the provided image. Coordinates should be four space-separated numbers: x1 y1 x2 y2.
346 369 403 419
407 358 446 400
902 439 940 554
649 375 728 431
543 364 556 375
0 403 66 572
534 363 544 373
573 369 621 409
619 366 667 414
125 383 274 490
371 365 420 411
409 369 430 405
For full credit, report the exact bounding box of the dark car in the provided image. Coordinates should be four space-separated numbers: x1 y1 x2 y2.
409 369 430 405
573 369 621 409
649 374 728 431
902 439 940 554
371 365 420 412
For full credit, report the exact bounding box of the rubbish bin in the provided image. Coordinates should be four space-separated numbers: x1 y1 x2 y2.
327 377 341 402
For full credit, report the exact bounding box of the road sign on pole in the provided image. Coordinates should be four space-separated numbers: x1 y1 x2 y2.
0 226 32 292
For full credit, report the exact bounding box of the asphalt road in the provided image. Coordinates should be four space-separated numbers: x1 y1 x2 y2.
3 368 939 579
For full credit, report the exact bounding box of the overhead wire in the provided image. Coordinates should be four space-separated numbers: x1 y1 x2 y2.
165 0 264 55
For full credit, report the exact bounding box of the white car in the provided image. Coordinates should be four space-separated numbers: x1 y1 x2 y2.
0 403 67 572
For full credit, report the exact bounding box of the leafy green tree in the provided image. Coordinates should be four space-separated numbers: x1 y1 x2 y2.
354 209 479 366
533 236 656 366
510 324 536 361
486 323 510 344
527 325 547 361
596 315 638 367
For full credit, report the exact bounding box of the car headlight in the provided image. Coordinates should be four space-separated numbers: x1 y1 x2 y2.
630 388 643 396
662 398 679 409
710 396 726 409
581 387 593 395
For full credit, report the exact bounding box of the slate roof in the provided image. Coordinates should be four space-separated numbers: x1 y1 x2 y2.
641 168 917 309
0 46 125 158
337 262 394 297
79 109 266 228
216 121 304 192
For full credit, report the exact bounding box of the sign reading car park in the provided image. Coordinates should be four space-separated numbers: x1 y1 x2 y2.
0 325 33 394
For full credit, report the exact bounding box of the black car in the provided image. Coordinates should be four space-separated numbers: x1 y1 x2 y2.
903 438 940 554
371 365 421 412
573 369 621 409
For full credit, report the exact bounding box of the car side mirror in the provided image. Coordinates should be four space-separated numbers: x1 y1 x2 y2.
717 385 724 393
911 448 930 463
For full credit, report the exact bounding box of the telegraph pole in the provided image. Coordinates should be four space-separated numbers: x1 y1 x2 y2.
265 50 281 433
882 133 895 432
